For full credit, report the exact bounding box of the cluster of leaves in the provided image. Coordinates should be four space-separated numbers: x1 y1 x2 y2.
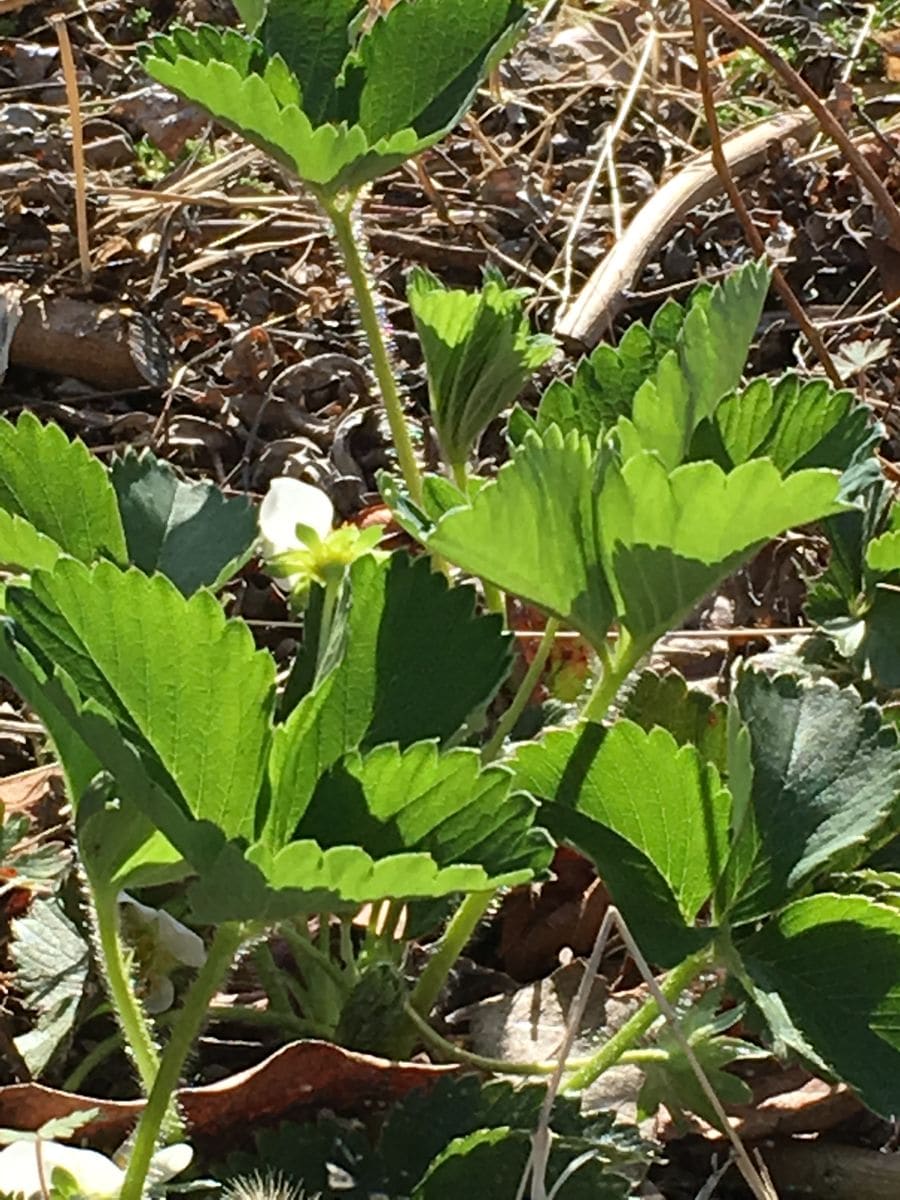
140 0 527 198
386 262 869 656
223 1076 652 1198
0 416 552 936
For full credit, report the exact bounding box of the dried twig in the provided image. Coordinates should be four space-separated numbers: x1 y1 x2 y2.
49 15 91 286
555 112 816 345
696 0 900 251
688 0 843 386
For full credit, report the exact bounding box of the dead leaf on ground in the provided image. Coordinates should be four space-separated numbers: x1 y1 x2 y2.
497 846 609 981
0 1041 459 1146
0 765 64 821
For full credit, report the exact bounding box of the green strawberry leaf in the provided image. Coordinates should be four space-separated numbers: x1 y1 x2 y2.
408 266 555 469
737 893 900 1118
111 450 257 594
355 0 526 143
417 428 846 651
615 261 770 468
600 453 847 645
0 511 63 576
268 552 511 845
636 991 767 1130
142 27 412 193
511 721 731 965
720 669 900 924
8 560 275 841
690 374 880 480
0 413 126 566
260 0 364 124
12 898 89 1077
419 428 617 649
296 741 552 883
528 297 686 446
618 670 727 773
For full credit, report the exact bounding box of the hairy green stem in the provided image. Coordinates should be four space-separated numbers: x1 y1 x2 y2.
120 922 244 1200
92 888 159 1093
405 891 493 1029
283 919 347 991
403 1003 667 1075
325 196 423 504
581 631 646 724
562 947 711 1092
252 942 295 1018
482 617 560 762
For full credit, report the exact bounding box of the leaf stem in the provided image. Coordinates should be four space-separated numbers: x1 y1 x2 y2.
482 617 559 762
324 196 423 505
562 947 711 1092
119 922 244 1200
92 888 160 1094
398 889 494 1057
402 1002 667 1076
580 631 644 724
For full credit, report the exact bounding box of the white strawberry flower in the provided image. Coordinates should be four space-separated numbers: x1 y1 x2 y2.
118 893 206 1015
258 476 382 600
0 1139 191 1200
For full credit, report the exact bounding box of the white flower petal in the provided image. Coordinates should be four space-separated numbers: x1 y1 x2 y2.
147 1144 193 1186
118 894 206 969
143 973 175 1014
259 477 334 560
0 1141 125 1200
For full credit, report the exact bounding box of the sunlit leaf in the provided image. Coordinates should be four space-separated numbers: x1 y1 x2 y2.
511 720 731 965
0 413 125 566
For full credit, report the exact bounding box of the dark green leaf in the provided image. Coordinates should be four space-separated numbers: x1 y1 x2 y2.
111 450 257 594
722 670 900 924
260 0 364 124
618 670 727 773
738 893 900 1118
356 0 525 142
297 741 552 881
12 899 89 1076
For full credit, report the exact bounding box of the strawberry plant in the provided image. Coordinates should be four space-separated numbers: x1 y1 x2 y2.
0 0 898 1194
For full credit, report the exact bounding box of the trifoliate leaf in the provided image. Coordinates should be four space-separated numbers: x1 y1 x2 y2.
408 266 555 469
737 893 900 1118
420 428 846 651
111 450 257 594
511 720 731 965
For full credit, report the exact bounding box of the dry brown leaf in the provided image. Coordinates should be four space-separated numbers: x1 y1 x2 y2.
0 1041 458 1146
